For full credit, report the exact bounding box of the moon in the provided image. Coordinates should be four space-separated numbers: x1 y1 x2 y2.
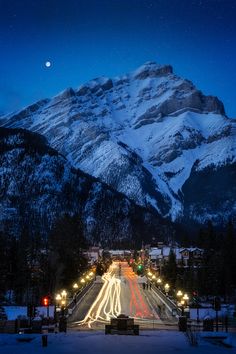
45 61 52 68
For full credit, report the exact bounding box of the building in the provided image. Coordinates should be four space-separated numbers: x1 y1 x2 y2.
83 247 102 265
148 246 204 269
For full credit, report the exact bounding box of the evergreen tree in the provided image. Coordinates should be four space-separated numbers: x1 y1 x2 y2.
162 249 177 288
47 214 88 292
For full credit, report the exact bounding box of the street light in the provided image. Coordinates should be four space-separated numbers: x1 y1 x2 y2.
157 278 162 288
180 294 189 316
61 290 67 298
80 278 85 284
55 294 62 302
180 299 185 316
164 283 170 295
183 294 189 302
176 290 183 298
73 283 79 290
54 294 62 321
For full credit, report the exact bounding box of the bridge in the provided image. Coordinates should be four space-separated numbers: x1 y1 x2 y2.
68 261 179 330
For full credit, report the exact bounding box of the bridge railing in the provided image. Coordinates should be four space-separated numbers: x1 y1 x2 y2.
152 285 182 316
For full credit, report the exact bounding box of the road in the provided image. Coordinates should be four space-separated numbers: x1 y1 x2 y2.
70 261 177 330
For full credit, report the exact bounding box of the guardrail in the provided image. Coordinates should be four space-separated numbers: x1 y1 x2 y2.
67 281 95 314
152 285 182 316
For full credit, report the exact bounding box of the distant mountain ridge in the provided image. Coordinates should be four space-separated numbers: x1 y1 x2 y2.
1 61 235 225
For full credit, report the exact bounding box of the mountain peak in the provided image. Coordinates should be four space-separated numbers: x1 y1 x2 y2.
133 61 173 80
0 62 235 225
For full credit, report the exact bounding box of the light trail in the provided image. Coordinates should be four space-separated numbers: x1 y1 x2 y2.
73 261 159 329
74 267 121 328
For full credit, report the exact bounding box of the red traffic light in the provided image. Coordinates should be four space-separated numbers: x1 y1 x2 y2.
43 297 49 306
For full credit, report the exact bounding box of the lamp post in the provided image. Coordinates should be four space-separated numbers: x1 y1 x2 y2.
164 283 170 295
55 294 62 310
60 290 67 316
177 290 183 298
73 283 79 291
181 294 189 316
157 278 162 290
183 293 189 304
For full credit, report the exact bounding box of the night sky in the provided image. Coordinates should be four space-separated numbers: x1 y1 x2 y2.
0 0 236 117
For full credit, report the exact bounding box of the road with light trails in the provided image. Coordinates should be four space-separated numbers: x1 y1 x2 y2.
70 261 177 330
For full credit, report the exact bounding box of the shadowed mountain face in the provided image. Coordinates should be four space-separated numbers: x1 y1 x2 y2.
0 127 173 245
1 62 235 226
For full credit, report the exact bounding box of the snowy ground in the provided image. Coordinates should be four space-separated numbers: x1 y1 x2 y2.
0 330 235 354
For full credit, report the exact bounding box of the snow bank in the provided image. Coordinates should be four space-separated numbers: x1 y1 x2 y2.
0 330 235 354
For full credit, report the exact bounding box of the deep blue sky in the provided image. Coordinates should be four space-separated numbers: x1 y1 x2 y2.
0 0 236 117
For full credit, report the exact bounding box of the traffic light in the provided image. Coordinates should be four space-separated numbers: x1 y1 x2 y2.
137 264 143 270
43 296 49 307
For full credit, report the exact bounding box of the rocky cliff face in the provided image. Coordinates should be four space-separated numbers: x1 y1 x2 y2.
0 127 171 244
1 62 235 225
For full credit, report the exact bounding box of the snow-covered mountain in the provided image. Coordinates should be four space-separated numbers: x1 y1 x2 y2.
1 62 235 225
0 127 172 244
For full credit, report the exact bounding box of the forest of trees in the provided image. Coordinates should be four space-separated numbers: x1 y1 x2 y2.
0 214 88 305
162 221 236 299
0 216 235 304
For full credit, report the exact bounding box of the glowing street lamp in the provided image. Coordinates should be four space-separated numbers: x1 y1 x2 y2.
180 294 189 316
61 290 67 298
180 299 185 316
55 294 62 303
73 283 79 290
152 275 156 280
183 294 189 302
164 283 170 295
148 271 153 277
177 290 183 298
157 278 162 288
80 278 85 284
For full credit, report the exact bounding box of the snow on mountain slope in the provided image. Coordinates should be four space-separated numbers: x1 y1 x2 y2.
0 127 172 244
0 61 235 223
